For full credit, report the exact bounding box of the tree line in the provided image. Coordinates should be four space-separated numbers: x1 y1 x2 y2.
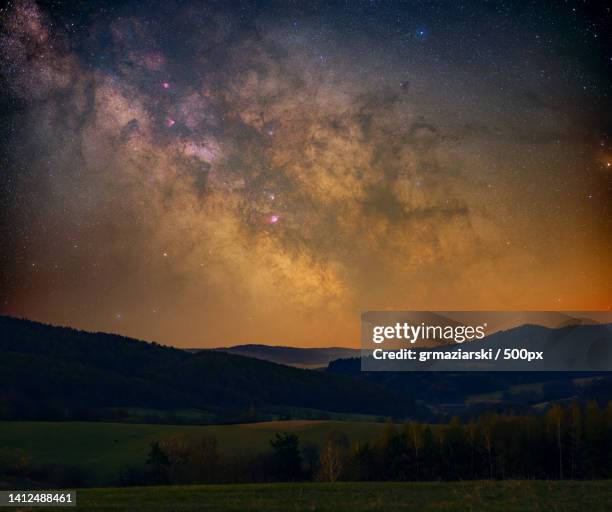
137 400 612 485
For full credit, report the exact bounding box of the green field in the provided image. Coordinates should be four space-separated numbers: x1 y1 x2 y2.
0 420 388 484
4 481 611 511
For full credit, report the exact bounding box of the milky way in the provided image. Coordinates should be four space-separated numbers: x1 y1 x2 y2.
1 0 610 347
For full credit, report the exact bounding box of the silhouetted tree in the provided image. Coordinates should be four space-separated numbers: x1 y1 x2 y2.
146 441 170 483
270 433 302 481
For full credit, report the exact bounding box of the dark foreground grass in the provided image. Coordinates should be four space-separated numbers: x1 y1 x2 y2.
7 481 612 512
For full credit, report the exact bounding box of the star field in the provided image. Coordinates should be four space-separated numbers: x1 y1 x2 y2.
0 0 610 347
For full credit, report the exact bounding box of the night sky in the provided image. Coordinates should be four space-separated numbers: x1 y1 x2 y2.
1 0 610 347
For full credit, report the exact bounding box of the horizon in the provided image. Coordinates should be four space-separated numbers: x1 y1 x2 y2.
3 312 611 351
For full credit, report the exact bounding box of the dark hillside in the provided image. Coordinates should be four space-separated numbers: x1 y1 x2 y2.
0 316 414 422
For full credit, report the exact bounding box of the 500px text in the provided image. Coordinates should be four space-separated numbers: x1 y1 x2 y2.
372 348 544 362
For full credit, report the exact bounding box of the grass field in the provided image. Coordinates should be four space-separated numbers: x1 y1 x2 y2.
4 481 611 511
0 420 389 484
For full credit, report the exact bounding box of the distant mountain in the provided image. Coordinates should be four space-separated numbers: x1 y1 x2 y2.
203 314 609 368
459 323 612 371
203 344 360 368
474 312 603 334
0 316 415 423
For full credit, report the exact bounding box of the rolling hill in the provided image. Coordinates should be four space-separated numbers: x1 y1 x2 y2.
0 316 415 423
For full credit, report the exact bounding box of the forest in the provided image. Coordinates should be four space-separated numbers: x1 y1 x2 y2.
132 400 612 486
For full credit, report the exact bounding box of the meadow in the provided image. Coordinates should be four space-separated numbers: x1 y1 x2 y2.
0 420 387 484
4 481 611 511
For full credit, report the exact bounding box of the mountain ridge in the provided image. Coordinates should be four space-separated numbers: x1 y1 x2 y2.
205 344 360 368
0 315 413 423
